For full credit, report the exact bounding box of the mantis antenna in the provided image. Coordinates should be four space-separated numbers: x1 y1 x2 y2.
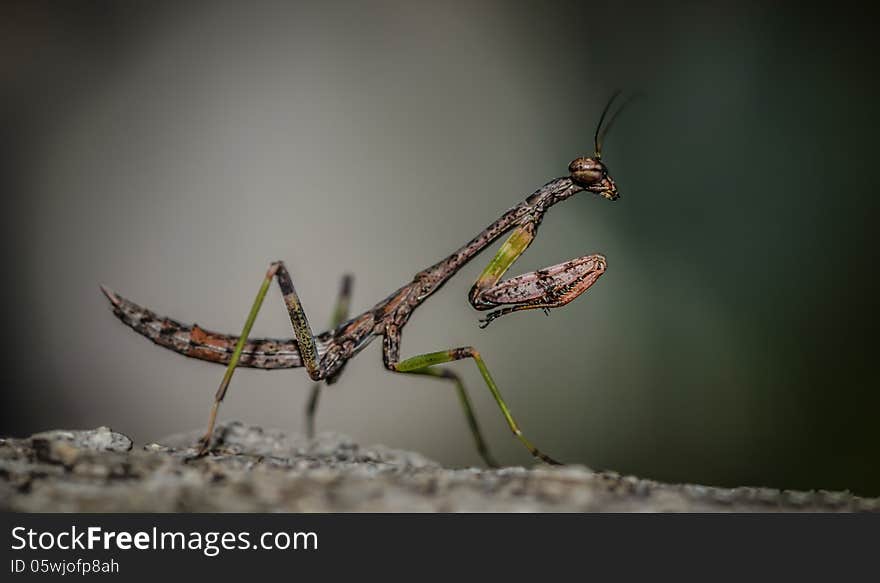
594 90 639 159
594 90 621 158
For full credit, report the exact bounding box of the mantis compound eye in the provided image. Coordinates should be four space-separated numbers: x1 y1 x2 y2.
569 157 619 201
569 157 605 186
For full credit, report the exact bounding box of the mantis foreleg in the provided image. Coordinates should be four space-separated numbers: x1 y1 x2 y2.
305 274 353 438
198 261 322 454
469 224 607 328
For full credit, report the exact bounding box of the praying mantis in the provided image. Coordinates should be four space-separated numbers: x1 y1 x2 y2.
101 94 626 467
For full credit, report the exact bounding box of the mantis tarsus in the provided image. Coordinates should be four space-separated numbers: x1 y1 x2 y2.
102 95 625 466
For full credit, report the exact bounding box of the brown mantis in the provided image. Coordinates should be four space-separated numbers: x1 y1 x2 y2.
101 94 626 466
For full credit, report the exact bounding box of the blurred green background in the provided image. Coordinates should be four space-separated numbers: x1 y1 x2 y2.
2 0 877 495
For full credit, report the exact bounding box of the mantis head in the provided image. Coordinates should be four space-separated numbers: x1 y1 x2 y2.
568 91 632 201
569 157 618 200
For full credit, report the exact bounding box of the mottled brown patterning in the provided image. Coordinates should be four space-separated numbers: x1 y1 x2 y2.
103 175 604 375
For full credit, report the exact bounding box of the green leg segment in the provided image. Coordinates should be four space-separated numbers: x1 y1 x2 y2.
198 261 322 455
395 347 561 465
404 367 499 468
469 223 535 305
304 383 321 439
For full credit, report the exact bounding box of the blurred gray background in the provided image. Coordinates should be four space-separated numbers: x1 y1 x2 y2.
3 0 878 494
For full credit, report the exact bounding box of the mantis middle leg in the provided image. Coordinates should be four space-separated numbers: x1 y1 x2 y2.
383 325 555 466
305 274 353 438
198 261 322 454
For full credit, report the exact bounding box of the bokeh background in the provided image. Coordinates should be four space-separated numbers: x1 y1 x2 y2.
3 0 878 495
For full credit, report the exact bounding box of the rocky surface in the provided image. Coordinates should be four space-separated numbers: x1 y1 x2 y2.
1 422 877 512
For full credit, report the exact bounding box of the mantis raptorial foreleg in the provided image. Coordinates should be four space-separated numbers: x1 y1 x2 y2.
469 224 607 328
305 274 353 439
198 261 322 454
382 326 499 467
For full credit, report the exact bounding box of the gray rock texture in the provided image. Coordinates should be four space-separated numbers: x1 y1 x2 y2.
1 422 877 512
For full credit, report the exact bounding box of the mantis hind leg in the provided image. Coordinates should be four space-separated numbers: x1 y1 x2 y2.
305 274 353 439
198 261 323 455
383 326 559 466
